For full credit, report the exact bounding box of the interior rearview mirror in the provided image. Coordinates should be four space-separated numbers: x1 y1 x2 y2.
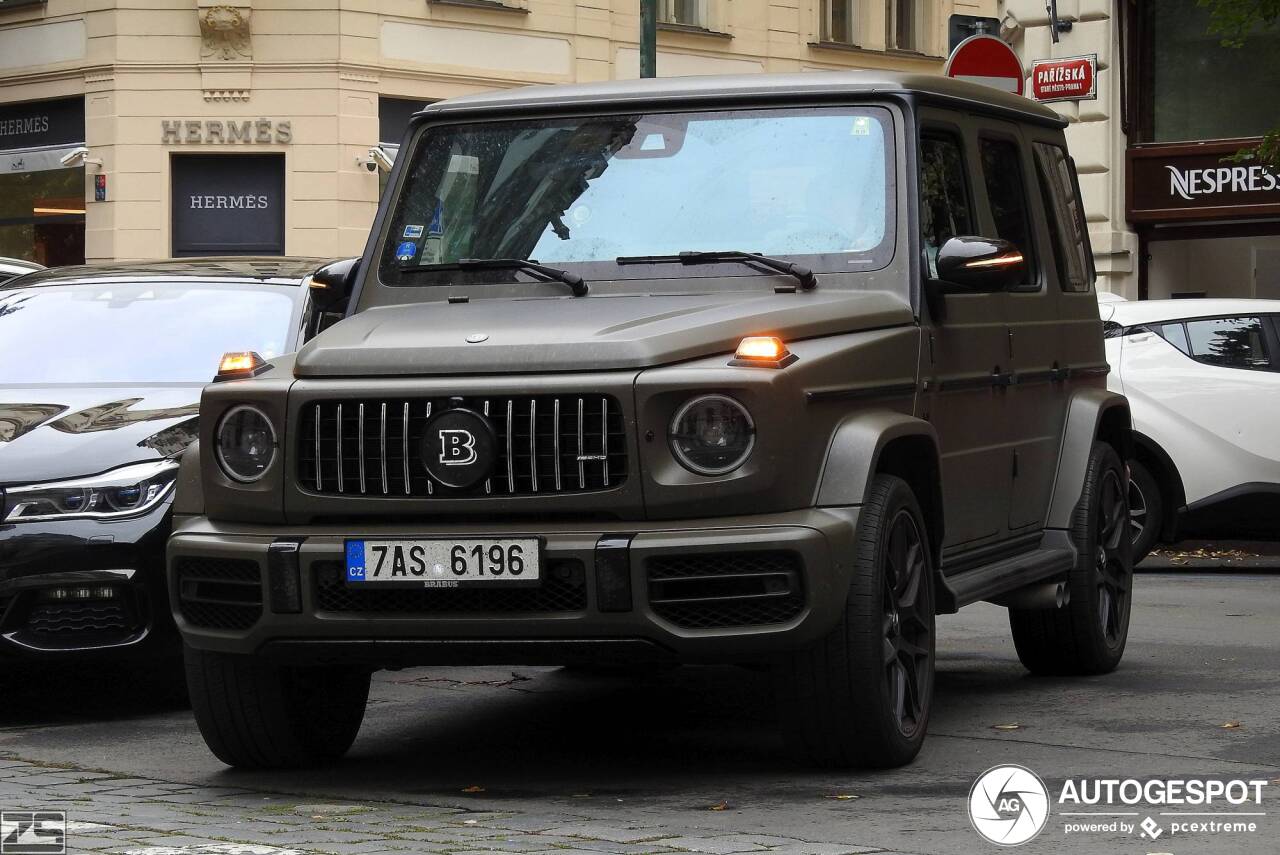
934 236 1026 293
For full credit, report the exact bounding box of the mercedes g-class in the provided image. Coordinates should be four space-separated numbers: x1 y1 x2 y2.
169 72 1133 769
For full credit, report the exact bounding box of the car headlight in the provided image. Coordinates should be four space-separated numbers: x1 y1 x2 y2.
2 460 179 522
669 394 755 476
215 405 277 483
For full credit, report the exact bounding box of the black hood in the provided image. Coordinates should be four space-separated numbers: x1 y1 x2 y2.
0 387 200 486
294 289 915 377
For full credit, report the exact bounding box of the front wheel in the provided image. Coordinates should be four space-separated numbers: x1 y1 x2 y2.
774 474 935 768
1010 442 1133 675
185 645 370 769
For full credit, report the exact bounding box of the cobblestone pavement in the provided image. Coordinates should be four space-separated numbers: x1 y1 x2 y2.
2 573 1278 855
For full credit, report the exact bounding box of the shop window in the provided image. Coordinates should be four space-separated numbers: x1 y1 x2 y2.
979 137 1036 287
0 167 85 267
1145 0 1280 142
919 133 973 279
1183 316 1272 369
1033 142 1091 293
171 154 285 257
659 0 708 29
821 0 857 45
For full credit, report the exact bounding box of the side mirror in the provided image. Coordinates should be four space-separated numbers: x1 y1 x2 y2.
934 236 1026 293
310 257 360 305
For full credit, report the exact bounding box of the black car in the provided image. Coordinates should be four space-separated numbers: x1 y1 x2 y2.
0 257 349 664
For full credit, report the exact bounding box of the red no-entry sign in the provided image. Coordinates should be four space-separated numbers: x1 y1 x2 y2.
944 34 1025 96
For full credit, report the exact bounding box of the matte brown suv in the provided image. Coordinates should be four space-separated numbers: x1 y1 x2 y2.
168 72 1133 769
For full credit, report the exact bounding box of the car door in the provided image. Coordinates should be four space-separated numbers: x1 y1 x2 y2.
971 124 1064 533
916 115 1012 551
1122 313 1280 506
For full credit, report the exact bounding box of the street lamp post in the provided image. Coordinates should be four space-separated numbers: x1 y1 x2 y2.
640 0 656 78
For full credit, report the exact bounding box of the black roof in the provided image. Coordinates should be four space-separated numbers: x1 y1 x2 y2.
2 256 333 290
419 71 1065 128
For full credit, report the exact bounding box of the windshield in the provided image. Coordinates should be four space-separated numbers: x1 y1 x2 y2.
0 282 298 384
379 106 895 287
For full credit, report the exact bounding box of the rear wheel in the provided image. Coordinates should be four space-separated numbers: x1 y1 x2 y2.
185 645 370 769
1127 459 1163 564
774 474 935 768
1010 442 1133 675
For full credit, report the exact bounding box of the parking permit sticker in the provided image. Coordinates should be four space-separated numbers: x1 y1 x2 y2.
395 241 418 263
346 541 366 581
403 224 424 238
851 116 872 136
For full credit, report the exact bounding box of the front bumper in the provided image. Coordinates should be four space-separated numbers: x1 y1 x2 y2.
0 502 178 661
167 507 860 665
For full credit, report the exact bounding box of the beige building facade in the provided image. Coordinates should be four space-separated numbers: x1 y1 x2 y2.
0 0 995 265
999 0 1280 299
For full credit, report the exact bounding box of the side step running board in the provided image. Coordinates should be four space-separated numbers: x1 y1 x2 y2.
937 541 1076 613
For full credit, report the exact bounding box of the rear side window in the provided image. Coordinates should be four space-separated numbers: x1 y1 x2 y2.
919 133 974 279
1183 316 1272 369
1152 322 1192 354
1033 142 1091 293
979 138 1036 287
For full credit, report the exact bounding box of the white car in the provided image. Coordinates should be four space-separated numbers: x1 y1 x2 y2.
1102 299 1280 559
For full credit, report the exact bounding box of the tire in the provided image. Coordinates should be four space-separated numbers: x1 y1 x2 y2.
1127 459 1163 565
184 645 370 769
774 474 935 768
1010 442 1133 676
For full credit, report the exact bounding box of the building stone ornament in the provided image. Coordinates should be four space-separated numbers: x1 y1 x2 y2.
199 5 252 61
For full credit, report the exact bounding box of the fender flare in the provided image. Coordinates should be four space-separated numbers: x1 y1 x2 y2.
174 439 206 517
1131 429 1187 540
1046 389 1132 530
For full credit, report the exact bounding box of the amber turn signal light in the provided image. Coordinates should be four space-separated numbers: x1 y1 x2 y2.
730 336 797 368
215 351 269 382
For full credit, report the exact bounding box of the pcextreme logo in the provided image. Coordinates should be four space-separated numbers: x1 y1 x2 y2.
967 766 1270 846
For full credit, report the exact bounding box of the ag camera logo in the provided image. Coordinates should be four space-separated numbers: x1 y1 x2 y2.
969 765 1051 846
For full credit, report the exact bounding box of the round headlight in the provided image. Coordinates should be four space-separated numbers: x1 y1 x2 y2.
669 394 755 476
215 405 277 483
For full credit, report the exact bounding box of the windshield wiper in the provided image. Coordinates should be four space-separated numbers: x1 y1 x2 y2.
402 258 588 297
616 251 817 291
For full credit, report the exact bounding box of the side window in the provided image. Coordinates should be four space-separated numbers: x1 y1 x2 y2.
1152 322 1192 355
1183 316 1272 369
919 133 973 279
979 137 1036 287
1033 142 1091 293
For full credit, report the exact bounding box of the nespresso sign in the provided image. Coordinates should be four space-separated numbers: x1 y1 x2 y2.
1128 140 1280 222
161 119 292 145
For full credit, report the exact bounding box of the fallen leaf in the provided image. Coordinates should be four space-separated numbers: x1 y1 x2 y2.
571 793 592 799
463 820 478 825
1220 721 1243 729
829 794 860 801
709 801 730 811
992 723 1021 731
461 785 485 793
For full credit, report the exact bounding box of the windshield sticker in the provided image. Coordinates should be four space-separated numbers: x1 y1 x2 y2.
428 201 444 236
402 224 424 239
851 116 872 136
394 241 418 263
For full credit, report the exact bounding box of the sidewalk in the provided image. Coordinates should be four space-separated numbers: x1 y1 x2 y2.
1139 540 1280 571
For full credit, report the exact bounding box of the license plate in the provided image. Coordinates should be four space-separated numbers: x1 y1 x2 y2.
345 538 540 588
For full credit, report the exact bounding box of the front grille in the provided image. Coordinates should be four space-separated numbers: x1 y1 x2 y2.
175 557 263 631
297 395 627 498
25 599 133 638
647 551 806 629
313 560 588 614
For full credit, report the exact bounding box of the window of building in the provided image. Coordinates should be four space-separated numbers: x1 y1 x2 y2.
979 137 1036 287
1143 0 1280 142
1033 142 1091 292
0 167 85 267
821 0 857 45
1182 316 1272 369
919 133 973 279
887 0 925 52
659 0 708 29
